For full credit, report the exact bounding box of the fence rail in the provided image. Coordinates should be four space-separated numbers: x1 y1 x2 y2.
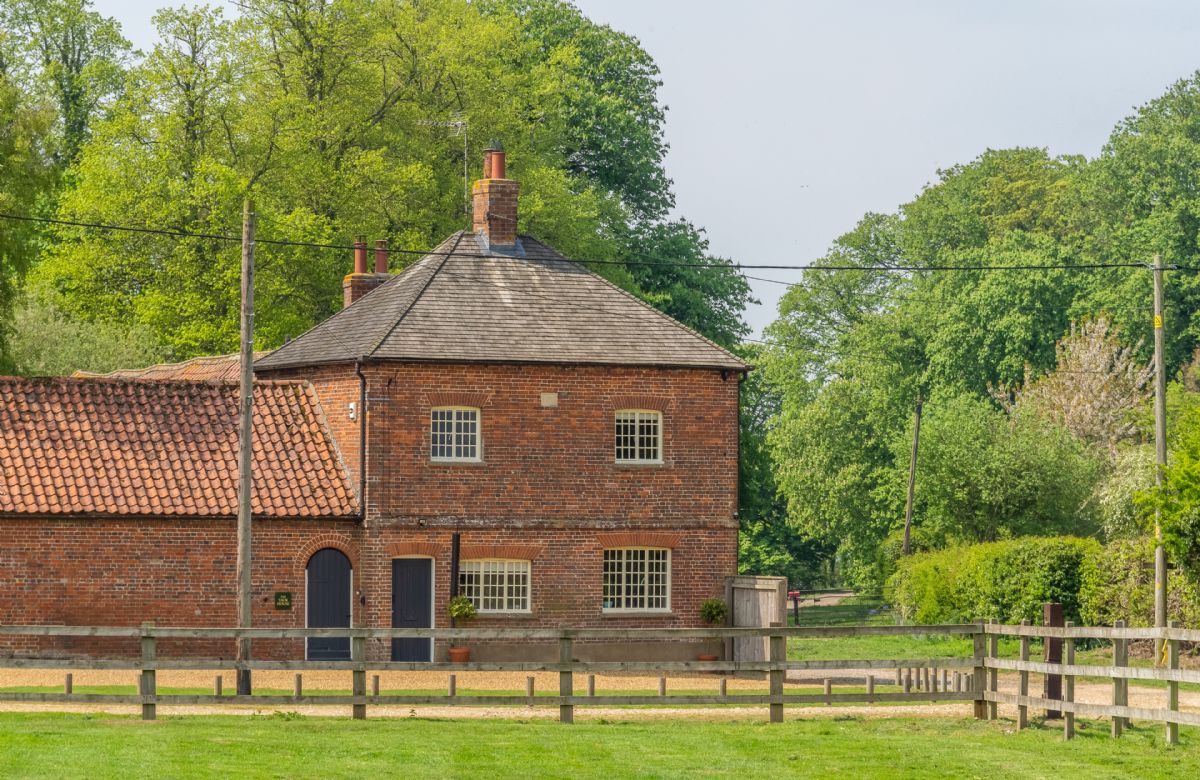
0 620 1194 745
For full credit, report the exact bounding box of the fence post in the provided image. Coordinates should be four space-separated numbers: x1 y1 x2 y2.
587 674 595 697
1018 619 1029 730
1043 602 1063 719
559 633 574 724
823 678 831 706
972 620 987 720
139 621 156 721
352 634 366 720
294 673 302 698
987 619 998 720
526 676 535 705
64 674 72 695
215 675 223 697
1063 620 1075 741
1111 619 1126 737
769 621 784 723
1167 619 1179 746
448 674 457 697
866 674 875 704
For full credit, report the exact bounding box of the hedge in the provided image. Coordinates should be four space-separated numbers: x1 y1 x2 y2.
885 537 1101 624
1079 537 1200 628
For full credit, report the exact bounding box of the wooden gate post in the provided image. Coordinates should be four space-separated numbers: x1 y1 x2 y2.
139 622 156 721
559 634 574 724
1063 621 1075 741
1042 602 1063 719
768 621 784 723
1111 620 1126 737
1017 619 1029 730
987 619 998 720
1167 619 1179 746
351 634 366 720
972 620 987 720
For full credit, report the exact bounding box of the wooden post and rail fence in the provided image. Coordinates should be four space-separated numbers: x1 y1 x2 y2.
0 621 1196 744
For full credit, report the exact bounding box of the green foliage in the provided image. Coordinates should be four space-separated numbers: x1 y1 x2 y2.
0 0 131 165
17 0 746 360
886 537 1101 624
1078 536 1200 628
447 595 477 622
914 394 1104 543
4 285 163 375
699 598 726 626
1140 399 1200 580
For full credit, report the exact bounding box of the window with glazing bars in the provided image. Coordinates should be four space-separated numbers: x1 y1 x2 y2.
615 410 661 463
431 407 479 461
458 560 530 612
602 548 670 611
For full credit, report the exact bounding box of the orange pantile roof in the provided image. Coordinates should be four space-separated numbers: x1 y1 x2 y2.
73 352 270 382
0 377 358 518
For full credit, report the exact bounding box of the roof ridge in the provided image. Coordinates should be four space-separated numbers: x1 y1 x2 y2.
519 236 749 369
363 230 465 359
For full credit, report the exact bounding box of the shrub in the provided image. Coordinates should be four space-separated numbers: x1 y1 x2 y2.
886 536 1101 624
1079 536 1200 627
447 595 477 621
700 598 727 625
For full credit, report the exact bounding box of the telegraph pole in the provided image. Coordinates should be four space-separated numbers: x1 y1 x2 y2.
902 398 923 555
1153 254 1167 654
236 198 256 695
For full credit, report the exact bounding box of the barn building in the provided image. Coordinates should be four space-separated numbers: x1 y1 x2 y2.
0 149 747 662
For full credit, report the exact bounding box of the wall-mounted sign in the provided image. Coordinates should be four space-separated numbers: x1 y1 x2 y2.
274 591 293 610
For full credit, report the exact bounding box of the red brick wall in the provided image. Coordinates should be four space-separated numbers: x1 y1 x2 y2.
0 516 358 659
361 363 739 522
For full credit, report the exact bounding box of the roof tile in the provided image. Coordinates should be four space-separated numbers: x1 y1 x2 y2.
0 377 359 519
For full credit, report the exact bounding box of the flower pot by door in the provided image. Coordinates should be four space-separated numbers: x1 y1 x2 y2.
448 646 471 663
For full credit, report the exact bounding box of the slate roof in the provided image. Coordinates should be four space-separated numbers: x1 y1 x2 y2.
255 232 748 372
0 377 359 518
73 352 267 382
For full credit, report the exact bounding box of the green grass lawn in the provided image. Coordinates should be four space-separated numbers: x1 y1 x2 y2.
0 712 1193 779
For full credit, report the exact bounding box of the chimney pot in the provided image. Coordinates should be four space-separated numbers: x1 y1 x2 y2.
374 239 388 274
353 236 367 274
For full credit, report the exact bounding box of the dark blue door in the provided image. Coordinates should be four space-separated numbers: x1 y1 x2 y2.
306 549 352 660
392 558 433 662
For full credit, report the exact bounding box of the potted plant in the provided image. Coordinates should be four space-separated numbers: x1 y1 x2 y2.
697 598 727 662
447 595 477 662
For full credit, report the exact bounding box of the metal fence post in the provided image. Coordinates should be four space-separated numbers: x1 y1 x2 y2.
769 621 784 723
352 634 366 720
139 621 156 721
1167 619 1179 746
559 632 574 724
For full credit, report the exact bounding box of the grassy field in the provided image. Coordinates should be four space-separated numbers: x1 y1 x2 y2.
0 712 1193 778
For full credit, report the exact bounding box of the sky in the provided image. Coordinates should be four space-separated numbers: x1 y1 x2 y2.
95 0 1200 335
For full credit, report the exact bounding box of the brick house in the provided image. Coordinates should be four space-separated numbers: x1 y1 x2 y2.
0 149 747 662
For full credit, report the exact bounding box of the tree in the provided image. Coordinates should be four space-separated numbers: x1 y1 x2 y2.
0 0 130 165
624 220 752 348
993 316 1153 458
31 0 747 359
912 393 1103 543
6 284 163 375
0 60 54 365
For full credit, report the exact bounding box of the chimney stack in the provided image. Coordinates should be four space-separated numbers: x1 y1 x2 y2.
343 236 391 307
473 142 519 248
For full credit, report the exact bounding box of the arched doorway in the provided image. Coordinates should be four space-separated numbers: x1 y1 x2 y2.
306 548 352 660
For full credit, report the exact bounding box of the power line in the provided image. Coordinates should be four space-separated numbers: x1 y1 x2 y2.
0 211 1173 274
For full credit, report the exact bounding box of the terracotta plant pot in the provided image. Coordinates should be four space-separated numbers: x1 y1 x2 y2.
447 646 471 663
696 654 719 662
